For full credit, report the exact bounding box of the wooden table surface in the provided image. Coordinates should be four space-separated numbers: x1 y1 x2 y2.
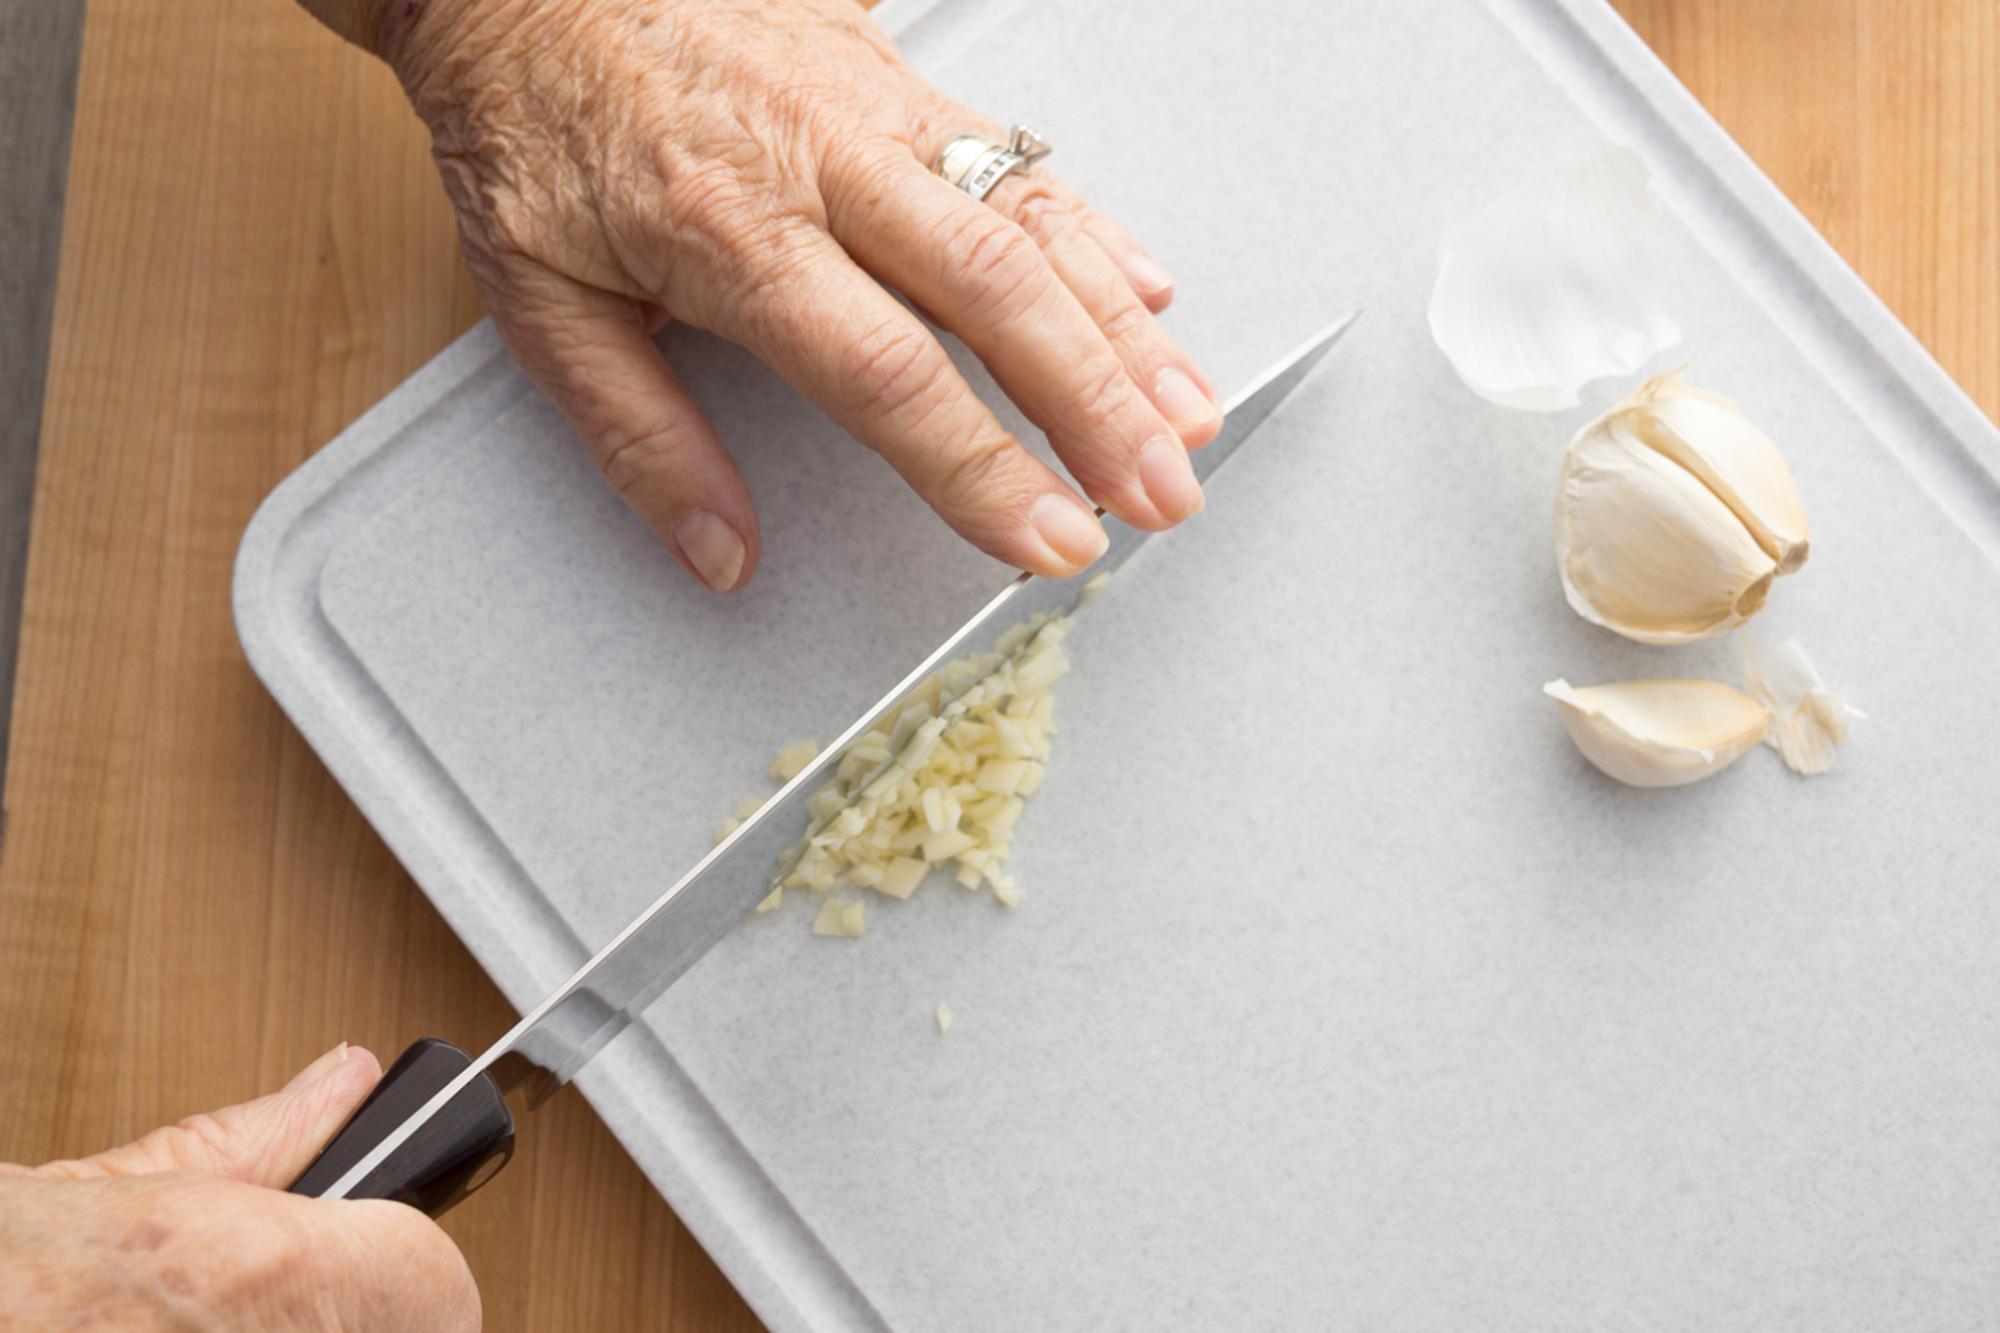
2 2 1993 1328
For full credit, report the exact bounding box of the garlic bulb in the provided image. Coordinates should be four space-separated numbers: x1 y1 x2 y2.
1544 677 1769 787
1557 370 1809 644
1740 633 1862 775
1428 146 1681 411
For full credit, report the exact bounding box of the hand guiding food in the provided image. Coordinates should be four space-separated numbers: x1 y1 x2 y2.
304 0 1219 593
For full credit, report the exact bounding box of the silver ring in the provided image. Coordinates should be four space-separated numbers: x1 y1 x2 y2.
934 124 1052 202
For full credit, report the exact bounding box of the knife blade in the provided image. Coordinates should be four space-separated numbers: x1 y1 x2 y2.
289 311 1358 1214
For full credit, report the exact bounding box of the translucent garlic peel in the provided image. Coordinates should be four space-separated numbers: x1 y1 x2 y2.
1545 677 1769 788
1740 634 1862 776
1428 146 1680 411
1556 370 1808 644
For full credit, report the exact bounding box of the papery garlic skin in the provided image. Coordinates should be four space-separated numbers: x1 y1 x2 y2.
1428 146 1681 411
1557 370 1810 644
1622 374 1810 573
1740 633 1862 775
1545 677 1770 788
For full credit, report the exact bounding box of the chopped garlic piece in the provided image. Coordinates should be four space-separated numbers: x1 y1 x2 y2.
812 895 865 938
1078 570 1113 604
877 856 927 900
714 791 772 845
770 740 820 781
1741 633 1863 776
975 758 1030 794
921 830 977 863
734 613 1075 937
935 1002 954 1035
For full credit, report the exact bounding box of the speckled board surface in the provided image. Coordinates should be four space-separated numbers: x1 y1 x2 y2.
236 1 2000 1328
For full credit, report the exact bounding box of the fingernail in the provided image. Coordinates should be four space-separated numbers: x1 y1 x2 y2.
1029 493 1110 570
1118 248 1174 298
1152 367 1222 441
286 1043 351 1093
1138 436 1205 523
674 511 747 592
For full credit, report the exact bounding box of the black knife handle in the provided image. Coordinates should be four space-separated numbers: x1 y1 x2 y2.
288 1037 514 1218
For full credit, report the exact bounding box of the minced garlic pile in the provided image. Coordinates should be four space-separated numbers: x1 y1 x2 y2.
718 612 1075 938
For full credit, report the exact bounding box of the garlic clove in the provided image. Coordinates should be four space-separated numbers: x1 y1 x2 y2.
1740 633 1862 775
1557 411 1779 643
1428 146 1681 411
1623 372 1810 573
1544 677 1770 787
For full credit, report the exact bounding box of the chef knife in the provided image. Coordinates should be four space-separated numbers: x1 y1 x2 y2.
288 311 1358 1216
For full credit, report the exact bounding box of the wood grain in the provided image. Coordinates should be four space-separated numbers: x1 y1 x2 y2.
0 0 84 812
1 2 1992 1328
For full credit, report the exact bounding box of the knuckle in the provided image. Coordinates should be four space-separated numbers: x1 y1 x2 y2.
722 228 830 344
933 211 1046 323
664 153 752 218
594 414 703 500
1096 296 1158 348
839 318 951 425
660 156 762 238
170 1112 240 1169
1063 356 1140 430
821 149 908 232
933 431 1028 514
1007 180 1085 246
479 189 552 265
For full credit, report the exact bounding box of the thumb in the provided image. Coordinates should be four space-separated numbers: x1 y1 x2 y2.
39 1044 383 1187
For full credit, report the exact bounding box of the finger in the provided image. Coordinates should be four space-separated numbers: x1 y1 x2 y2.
722 231 1109 576
1078 207 1178 314
897 113 1209 387
40 1044 383 1186
494 267 760 593
826 155 1203 531
908 109 1179 314
985 167 1223 447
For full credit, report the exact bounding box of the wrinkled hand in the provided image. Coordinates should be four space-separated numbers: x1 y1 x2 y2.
0 1046 479 1331
372 0 1219 592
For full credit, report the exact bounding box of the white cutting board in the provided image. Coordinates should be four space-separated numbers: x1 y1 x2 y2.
236 0 2000 1328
